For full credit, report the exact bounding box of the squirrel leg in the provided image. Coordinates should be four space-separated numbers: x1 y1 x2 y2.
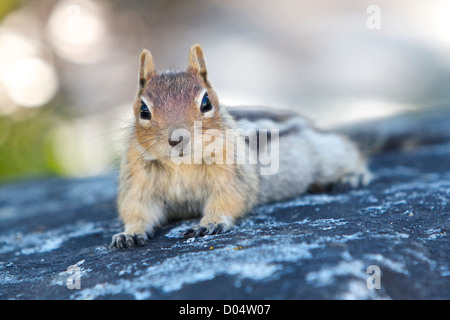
183 188 247 238
111 194 165 248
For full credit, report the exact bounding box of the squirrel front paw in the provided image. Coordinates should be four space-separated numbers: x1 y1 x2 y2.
110 232 149 248
182 223 228 238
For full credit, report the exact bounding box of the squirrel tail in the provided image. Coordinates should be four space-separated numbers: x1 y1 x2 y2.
332 105 450 156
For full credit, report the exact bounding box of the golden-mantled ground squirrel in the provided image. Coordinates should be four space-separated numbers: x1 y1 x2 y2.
111 44 371 248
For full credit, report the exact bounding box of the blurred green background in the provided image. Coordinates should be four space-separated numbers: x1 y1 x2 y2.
1 0 450 183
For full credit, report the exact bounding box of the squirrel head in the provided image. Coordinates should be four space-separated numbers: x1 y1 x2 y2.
133 44 224 161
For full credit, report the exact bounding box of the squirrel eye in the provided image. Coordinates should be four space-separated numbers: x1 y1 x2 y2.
140 101 151 120
200 93 213 113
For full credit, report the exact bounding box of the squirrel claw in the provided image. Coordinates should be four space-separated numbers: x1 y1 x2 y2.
182 226 207 238
183 223 227 239
110 232 148 248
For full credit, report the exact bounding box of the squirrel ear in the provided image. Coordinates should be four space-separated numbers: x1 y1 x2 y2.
139 49 155 89
188 44 212 87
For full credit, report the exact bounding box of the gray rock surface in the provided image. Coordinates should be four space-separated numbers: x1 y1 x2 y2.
0 142 449 300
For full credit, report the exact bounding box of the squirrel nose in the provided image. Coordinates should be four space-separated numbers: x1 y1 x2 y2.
168 135 190 147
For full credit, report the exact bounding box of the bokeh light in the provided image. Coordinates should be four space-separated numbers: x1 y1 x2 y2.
46 0 109 64
2 57 58 108
0 29 58 109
